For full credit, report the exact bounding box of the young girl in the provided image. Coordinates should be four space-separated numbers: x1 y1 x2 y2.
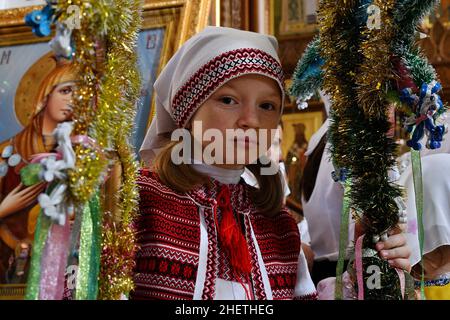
401 153 450 299
132 26 411 300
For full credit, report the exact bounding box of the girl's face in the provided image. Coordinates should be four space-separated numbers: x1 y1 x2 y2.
189 74 282 168
44 82 75 123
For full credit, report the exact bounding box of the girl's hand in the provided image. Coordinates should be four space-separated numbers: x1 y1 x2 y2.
0 183 46 219
375 226 412 273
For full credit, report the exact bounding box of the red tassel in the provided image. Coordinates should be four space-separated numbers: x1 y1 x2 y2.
216 185 252 276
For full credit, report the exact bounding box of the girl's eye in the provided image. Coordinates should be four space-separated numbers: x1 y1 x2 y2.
219 97 237 105
260 103 276 111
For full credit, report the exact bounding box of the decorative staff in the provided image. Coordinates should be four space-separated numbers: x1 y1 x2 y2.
290 0 448 300
22 0 142 300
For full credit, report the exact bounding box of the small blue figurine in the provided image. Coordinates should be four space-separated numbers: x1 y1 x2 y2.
400 81 447 151
25 1 55 37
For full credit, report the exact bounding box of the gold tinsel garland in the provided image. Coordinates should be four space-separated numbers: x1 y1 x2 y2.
318 0 406 299
53 0 142 299
57 0 109 202
356 0 396 119
96 0 142 299
318 0 359 171
353 0 401 232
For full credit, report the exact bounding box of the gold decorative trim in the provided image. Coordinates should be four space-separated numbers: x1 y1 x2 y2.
177 0 211 48
140 0 212 126
143 0 185 10
0 284 26 300
0 5 44 27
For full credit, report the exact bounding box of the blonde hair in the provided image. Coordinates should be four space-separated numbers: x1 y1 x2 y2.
154 141 283 217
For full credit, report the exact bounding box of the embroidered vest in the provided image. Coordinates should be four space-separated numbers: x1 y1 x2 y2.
131 169 303 300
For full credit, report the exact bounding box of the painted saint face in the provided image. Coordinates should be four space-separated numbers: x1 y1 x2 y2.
44 82 75 123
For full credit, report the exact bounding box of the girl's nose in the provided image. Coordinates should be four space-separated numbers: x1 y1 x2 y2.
237 103 259 129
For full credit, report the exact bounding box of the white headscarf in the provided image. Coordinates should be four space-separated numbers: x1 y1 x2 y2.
399 153 450 267
139 26 285 165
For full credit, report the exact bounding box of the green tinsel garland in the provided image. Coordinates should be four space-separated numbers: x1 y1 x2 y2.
288 36 323 104
287 0 443 300
392 0 440 92
404 47 438 86
316 0 442 300
353 0 402 237
392 0 440 56
318 0 363 174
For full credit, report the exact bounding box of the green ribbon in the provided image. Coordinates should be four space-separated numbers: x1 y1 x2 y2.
24 211 51 300
411 149 425 300
75 192 102 300
335 179 352 300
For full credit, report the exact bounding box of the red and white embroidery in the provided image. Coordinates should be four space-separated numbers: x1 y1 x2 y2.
250 209 301 300
131 170 315 300
172 48 285 128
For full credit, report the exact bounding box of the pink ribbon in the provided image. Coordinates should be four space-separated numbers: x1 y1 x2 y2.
355 235 365 300
30 152 63 164
355 235 406 300
395 268 406 299
38 216 71 300
71 135 98 148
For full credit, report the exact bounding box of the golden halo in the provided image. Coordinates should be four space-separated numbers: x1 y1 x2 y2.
14 51 56 127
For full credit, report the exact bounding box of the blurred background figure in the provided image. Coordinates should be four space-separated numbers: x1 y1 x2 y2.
400 153 450 300
285 122 308 205
299 91 355 285
242 123 314 272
